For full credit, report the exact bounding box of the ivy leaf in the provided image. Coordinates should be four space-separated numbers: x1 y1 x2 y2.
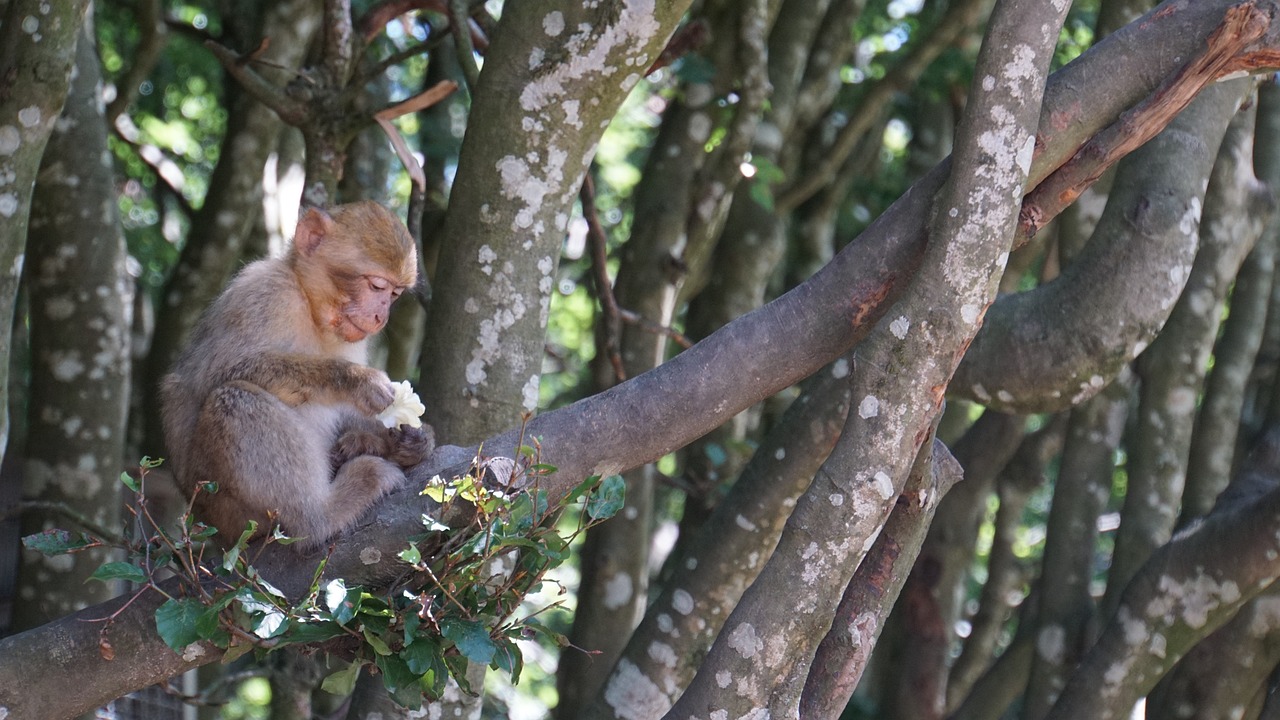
398 543 421 565
155 597 206 651
491 637 524 683
321 661 364 696
88 561 147 585
401 636 444 675
327 581 363 626
564 475 601 507
586 475 626 520
362 626 393 656
22 528 95 556
441 617 495 665
375 652 423 709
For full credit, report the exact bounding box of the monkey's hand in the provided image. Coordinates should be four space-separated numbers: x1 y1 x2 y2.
387 424 435 468
346 365 396 416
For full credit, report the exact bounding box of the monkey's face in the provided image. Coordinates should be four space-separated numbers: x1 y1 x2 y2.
335 274 406 342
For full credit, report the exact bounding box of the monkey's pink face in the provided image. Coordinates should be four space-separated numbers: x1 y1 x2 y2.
336 275 405 342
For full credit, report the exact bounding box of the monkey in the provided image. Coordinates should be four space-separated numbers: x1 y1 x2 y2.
160 201 434 550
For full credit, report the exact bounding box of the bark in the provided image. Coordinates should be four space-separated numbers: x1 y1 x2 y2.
946 417 1066 707
665 1 1064 715
581 362 850 720
0 0 91 464
1021 380 1130 718
418 0 690 444
558 2 770 712
887 411 1025 720
13 12 132 631
1183 81 1280 522
799 437 963 720
1104 81 1260 619
1044 432 1280 720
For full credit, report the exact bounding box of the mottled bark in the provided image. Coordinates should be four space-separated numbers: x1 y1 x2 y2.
887 412 1025 720
13 14 132 631
1105 82 1259 618
558 2 770 713
1022 381 1129 718
1045 433 1280 720
665 1 1064 714
418 0 690 444
581 363 850 720
800 437 963 720
0 0 91 464
1184 81 1280 522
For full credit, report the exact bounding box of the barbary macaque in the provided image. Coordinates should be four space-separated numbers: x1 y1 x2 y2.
160 201 434 549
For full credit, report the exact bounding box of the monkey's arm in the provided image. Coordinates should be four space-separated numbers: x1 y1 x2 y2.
225 353 393 414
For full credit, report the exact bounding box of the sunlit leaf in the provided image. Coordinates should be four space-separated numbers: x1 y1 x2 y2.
155 597 206 651
441 617 495 665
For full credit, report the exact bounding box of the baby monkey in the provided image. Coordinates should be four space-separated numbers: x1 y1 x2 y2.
160 201 433 549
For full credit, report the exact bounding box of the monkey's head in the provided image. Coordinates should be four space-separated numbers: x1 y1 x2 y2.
290 201 418 343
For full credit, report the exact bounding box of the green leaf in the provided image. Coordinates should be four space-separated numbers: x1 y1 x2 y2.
321 661 364 696
327 582 364 625
441 617 495 665
363 626 393 655
155 597 206 650
586 475 626 520
139 456 165 470
88 561 147 585
401 636 444 675
398 543 421 565
564 475 601 506
221 640 255 664
376 652 423 709
284 619 343 645
119 471 140 493
491 637 523 683
22 528 94 556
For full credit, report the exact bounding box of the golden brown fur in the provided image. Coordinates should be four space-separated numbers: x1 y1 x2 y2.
160 201 432 549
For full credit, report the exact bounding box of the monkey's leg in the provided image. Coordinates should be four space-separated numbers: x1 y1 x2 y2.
193 381 339 545
319 455 407 544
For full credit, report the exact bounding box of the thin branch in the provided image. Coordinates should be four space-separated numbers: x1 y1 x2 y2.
373 80 459 193
581 173 627 383
618 308 693 349
5 500 124 544
645 19 710 76
357 0 447 44
449 0 482 91
1018 2 1273 240
203 40 309 125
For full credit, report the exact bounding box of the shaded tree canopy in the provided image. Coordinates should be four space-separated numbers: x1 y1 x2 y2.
3 0 1280 719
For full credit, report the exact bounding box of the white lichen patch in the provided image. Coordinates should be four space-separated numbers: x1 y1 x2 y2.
521 374 540 412
543 11 565 36
647 641 677 668
735 514 757 532
727 622 764 659
829 493 844 507
716 670 732 688
604 660 672 720
858 395 880 419
889 316 910 339
1146 573 1242 629
17 106 41 128
603 571 634 609
1036 624 1065 664
0 126 19 155
359 547 381 565
671 588 694 615
831 357 850 379
872 471 895 500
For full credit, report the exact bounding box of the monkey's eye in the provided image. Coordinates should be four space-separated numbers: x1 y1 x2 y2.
391 287 404 299
368 277 391 292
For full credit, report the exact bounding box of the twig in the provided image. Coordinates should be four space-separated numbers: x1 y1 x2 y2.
204 40 309 125
449 0 482 91
10 500 124 544
580 173 627 382
373 80 459 192
1017 2 1273 241
106 0 169 123
618 309 693 349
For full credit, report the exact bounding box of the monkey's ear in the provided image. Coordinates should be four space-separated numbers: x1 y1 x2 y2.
294 207 336 257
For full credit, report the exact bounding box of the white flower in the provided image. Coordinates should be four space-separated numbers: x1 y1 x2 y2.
378 380 425 429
